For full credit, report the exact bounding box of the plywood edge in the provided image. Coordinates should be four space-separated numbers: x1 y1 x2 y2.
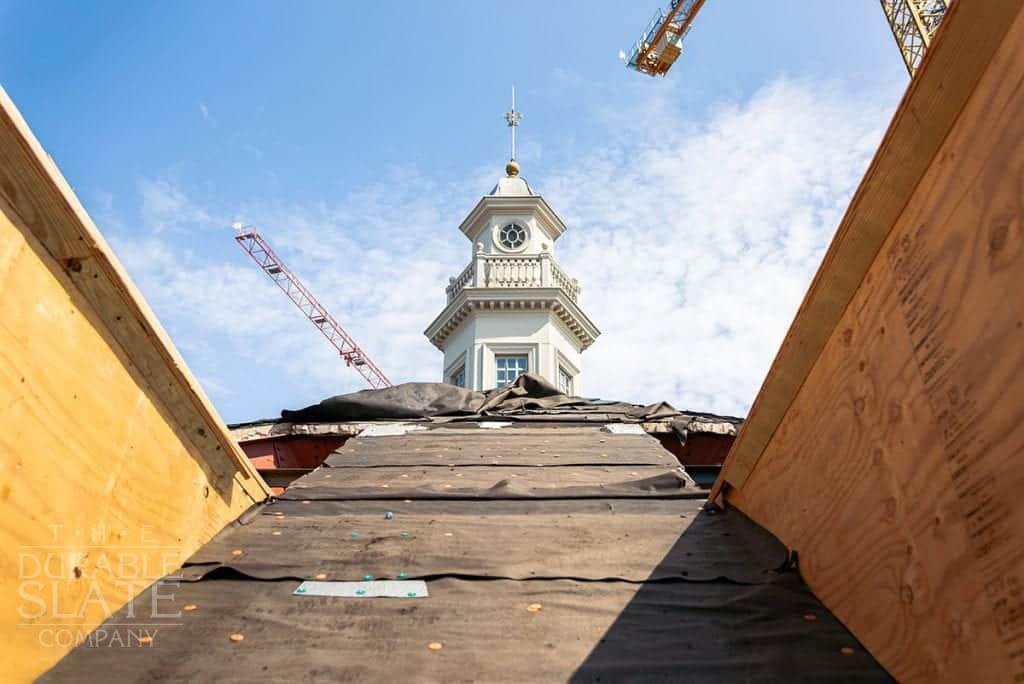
0 86 269 502
711 0 1021 498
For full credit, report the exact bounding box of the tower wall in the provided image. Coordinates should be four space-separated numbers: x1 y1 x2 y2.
442 311 584 393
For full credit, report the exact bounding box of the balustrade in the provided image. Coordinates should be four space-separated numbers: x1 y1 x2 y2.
446 254 579 303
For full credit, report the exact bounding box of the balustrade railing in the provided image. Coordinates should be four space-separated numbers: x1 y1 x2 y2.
445 253 580 303
550 261 581 301
446 262 475 302
486 257 543 288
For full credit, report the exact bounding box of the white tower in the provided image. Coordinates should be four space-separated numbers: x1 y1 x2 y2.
424 92 600 393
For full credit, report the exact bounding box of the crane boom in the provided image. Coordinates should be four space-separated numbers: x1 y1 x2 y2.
625 0 951 79
626 0 706 77
233 226 392 390
879 0 950 76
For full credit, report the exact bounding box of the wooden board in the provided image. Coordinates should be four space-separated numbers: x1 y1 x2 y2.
713 0 1023 494
718 2 1024 681
0 88 269 682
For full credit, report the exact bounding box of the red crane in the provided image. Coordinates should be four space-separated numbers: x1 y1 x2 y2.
232 224 392 389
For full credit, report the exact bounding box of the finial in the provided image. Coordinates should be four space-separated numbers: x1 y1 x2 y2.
503 85 522 164
505 159 520 177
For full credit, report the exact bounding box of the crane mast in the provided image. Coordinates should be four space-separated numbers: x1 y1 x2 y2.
233 226 392 390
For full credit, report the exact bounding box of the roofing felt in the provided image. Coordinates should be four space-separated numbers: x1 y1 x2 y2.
177 499 784 584
43 423 892 682
325 428 678 466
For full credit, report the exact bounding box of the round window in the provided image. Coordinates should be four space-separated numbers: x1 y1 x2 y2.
498 223 527 250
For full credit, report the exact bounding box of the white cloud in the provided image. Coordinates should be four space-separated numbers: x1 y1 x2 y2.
106 76 900 421
138 178 214 234
545 78 899 414
199 101 216 126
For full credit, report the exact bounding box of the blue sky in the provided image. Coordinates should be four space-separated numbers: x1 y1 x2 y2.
1 2 909 422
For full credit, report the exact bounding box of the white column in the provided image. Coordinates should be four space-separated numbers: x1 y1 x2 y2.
473 245 487 287
539 251 552 287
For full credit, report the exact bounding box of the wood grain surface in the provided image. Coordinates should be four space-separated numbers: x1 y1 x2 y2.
714 0 1022 494
724 3 1024 681
0 89 268 682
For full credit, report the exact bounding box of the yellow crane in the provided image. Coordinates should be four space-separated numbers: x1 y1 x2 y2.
879 0 951 75
623 0 705 77
625 0 951 78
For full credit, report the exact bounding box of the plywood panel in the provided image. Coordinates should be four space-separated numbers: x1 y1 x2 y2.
714 0 1023 493
0 91 268 681
724 4 1024 682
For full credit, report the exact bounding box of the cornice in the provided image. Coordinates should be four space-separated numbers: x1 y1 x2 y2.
457 195 567 243
424 287 600 351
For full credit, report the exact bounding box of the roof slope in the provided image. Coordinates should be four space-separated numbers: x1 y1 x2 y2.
43 423 892 681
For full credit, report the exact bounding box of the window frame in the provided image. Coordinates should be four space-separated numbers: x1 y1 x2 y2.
491 219 530 254
557 365 573 395
498 223 527 249
553 349 580 396
495 354 529 388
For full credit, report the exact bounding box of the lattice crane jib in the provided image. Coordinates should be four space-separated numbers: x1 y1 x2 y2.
625 0 707 77
233 227 392 390
879 0 950 76
625 0 951 79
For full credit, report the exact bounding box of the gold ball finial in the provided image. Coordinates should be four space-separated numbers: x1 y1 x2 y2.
505 159 520 177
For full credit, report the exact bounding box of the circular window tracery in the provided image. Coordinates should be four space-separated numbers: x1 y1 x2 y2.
499 223 527 250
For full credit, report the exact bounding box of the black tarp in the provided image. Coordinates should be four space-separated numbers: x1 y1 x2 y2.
179 499 788 583
282 422 700 501
282 464 698 501
42 417 891 682
279 373 734 424
41 575 891 683
327 429 676 467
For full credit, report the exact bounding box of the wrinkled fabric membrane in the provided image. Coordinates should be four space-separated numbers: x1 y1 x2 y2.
42 422 892 682
279 373 738 424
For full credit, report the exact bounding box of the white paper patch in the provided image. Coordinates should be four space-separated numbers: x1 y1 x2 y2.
358 423 427 437
602 423 646 435
293 580 429 598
